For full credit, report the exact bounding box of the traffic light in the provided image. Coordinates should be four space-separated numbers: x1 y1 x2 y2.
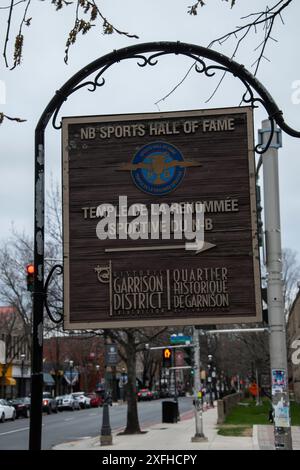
185 347 194 367
26 264 35 292
162 348 173 368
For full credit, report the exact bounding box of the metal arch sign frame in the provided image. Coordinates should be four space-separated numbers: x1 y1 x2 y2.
30 41 300 450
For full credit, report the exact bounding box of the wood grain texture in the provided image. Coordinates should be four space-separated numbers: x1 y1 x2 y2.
62 107 262 328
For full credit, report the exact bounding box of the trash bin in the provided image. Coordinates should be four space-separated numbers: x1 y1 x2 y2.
162 400 179 423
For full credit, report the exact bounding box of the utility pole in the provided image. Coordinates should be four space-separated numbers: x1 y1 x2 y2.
260 119 292 450
191 327 207 442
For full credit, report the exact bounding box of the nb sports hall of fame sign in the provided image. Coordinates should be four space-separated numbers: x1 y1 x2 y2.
62 107 262 329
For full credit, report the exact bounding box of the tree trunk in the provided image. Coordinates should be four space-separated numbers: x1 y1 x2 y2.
122 331 142 434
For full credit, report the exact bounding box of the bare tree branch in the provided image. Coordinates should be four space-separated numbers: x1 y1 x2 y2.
3 0 14 67
0 112 27 124
10 0 31 70
156 0 292 106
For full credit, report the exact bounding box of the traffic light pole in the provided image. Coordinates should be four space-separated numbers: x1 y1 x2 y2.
191 327 207 442
261 119 292 450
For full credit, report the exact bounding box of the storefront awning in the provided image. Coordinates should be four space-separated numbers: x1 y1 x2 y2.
43 372 55 386
4 377 16 386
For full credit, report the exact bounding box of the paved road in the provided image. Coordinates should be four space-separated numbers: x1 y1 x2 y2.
0 397 193 450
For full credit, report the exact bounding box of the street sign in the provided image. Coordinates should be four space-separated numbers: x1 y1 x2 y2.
63 107 262 329
105 344 119 366
118 374 128 387
170 334 192 344
64 370 79 385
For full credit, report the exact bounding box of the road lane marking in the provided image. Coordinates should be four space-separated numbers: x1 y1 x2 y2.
0 422 44 437
64 418 74 421
0 426 29 436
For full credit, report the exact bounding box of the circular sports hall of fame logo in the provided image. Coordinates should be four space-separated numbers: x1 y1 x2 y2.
130 142 188 195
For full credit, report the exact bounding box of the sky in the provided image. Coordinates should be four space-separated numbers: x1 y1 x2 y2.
0 0 299 257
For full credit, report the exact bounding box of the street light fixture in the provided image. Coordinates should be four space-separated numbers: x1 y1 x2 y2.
20 353 26 397
69 360 74 394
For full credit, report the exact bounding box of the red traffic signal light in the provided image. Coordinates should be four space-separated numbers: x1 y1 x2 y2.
162 348 173 368
26 264 35 292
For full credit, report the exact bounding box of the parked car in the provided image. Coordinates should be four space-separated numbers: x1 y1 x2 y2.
72 392 91 409
86 393 103 408
150 390 160 400
159 388 170 398
0 399 16 422
55 396 64 411
58 394 80 411
9 397 30 418
177 388 186 397
137 388 154 401
42 392 58 414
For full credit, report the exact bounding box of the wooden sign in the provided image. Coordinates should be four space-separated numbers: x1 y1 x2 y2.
62 107 262 329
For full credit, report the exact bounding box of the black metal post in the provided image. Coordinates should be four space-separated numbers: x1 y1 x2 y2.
120 369 126 401
69 360 74 394
21 356 25 397
207 355 214 407
96 364 100 391
29 128 45 451
212 366 218 400
100 332 112 446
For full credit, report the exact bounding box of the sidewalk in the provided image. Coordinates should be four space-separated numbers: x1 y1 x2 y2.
253 425 300 450
53 404 300 451
53 406 255 451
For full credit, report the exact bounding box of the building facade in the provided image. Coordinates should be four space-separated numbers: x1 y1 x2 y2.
0 306 31 398
287 291 300 402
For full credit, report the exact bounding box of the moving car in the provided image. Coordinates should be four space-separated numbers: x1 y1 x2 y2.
0 399 16 422
58 394 80 411
137 388 154 401
42 392 58 414
9 397 30 418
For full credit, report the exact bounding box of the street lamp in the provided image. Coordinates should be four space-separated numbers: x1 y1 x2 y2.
100 332 112 446
120 368 127 402
20 353 26 397
69 360 74 394
207 355 214 407
96 364 100 390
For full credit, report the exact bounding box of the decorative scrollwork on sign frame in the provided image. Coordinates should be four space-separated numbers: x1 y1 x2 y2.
38 41 300 326
44 264 63 324
45 42 300 155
